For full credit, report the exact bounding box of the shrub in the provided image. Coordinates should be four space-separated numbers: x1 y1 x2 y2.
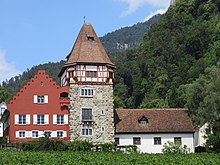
66 140 93 151
162 141 190 154
0 137 7 144
94 142 117 152
20 138 66 151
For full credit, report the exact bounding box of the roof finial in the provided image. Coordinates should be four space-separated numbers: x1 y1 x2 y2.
83 16 86 24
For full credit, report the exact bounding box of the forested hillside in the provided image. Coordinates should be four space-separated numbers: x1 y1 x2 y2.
1 61 64 102
100 14 160 52
115 0 220 110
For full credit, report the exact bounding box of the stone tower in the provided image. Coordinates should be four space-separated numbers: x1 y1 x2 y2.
59 23 116 143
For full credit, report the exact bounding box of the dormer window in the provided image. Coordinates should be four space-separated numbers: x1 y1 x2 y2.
138 116 148 125
87 36 94 42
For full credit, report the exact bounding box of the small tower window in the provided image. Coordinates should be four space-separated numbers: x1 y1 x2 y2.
87 36 94 42
80 88 95 97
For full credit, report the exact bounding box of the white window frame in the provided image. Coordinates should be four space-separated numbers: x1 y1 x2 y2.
18 114 26 124
57 131 64 138
44 131 52 138
81 127 93 136
80 88 95 97
53 114 68 125
32 131 39 138
15 114 30 125
34 114 49 125
16 131 26 138
34 95 48 104
57 114 64 124
81 108 93 122
37 115 44 124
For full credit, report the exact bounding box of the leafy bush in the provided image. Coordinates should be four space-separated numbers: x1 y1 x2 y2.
0 137 7 144
162 141 190 154
21 138 66 151
66 140 93 151
94 142 117 152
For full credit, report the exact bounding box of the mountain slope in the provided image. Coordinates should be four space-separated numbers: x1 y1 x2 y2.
113 0 220 109
100 14 161 53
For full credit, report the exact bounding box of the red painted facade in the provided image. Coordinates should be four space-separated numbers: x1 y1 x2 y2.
4 70 70 142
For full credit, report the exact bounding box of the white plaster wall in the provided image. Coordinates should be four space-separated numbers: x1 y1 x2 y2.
0 123 3 137
115 133 194 153
0 103 7 137
194 123 208 147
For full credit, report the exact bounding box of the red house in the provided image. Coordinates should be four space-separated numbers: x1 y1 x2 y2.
3 70 70 142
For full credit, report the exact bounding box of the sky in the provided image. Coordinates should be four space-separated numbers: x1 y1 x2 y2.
0 0 171 83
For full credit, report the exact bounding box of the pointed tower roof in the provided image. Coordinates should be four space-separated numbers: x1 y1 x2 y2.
64 23 115 68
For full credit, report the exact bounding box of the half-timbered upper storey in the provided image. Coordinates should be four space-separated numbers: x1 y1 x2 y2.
59 23 115 86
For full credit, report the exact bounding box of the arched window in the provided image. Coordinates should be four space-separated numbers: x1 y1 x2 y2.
61 106 68 111
60 92 68 98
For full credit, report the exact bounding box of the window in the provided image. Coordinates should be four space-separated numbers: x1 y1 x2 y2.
15 114 30 125
101 110 104 115
60 92 68 98
53 114 68 125
37 115 45 124
18 115 26 124
19 131 25 138
154 137 161 145
32 131 38 138
82 108 92 121
174 137 182 145
133 137 141 145
88 36 94 42
115 137 119 145
1 107 5 115
139 116 148 125
34 114 48 125
81 88 94 97
57 115 64 124
34 95 48 104
44 131 51 138
109 72 113 79
86 71 97 78
57 131 63 138
81 128 93 136
38 96 44 103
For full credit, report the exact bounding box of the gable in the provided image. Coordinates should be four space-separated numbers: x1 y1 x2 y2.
8 70 61 107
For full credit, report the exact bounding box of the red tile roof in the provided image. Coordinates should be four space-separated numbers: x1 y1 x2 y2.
115 109 194 133
64 23 115 68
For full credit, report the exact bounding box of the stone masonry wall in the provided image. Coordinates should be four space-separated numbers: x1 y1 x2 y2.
69 83 115 144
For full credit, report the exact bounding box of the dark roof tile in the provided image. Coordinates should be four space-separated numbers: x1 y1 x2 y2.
64 23 115 67
115 109 194 133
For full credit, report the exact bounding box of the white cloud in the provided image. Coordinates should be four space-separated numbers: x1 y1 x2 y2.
143 8 167 21
0 50 21 84
119 0 170 17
